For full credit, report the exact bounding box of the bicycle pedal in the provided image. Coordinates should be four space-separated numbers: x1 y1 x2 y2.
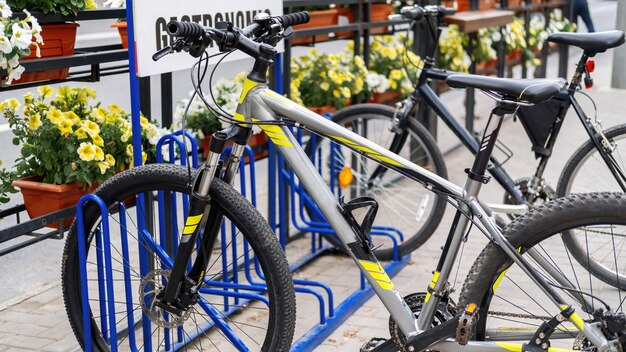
360 337 399 352
455 303 479 346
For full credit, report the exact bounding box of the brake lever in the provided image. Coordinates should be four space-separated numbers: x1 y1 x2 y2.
152 39 187 62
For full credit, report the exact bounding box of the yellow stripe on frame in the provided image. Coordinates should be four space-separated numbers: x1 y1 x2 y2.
183 224 198 235
358 260 395 291
185 214 203 226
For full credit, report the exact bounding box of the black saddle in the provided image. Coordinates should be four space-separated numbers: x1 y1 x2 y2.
445 75 566 104
548 30 625 55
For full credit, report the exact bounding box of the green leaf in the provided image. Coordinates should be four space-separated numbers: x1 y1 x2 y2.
12 138 19 145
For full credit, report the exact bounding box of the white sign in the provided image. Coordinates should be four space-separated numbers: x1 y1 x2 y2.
132 0 283 77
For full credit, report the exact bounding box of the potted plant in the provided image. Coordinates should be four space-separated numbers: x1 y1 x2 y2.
0 160 18 205
173 72 269 160
365 35 423 102
103 0 127 48
2 85 166 227
6 0 97 84
0 2 43 85
291 48 368 114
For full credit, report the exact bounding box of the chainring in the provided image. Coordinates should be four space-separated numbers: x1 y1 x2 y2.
388 292 457 352
139 269 191 328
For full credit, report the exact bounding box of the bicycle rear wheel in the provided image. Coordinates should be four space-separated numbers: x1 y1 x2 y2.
459 193 626 350
62 164 296 351
306 103 448 260
557 124 626 289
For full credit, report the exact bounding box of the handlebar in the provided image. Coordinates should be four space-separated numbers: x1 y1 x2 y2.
388 5 456 21
154 11 310 63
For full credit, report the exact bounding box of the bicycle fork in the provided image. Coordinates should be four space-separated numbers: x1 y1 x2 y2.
159 125 253 312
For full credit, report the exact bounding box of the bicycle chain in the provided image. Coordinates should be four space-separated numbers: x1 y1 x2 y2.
488 310 553 321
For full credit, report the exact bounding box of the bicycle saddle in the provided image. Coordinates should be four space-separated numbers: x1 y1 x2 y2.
548 30 625 55
446 75 566 104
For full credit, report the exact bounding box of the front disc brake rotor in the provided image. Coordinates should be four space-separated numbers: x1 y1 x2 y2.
139 269 191 328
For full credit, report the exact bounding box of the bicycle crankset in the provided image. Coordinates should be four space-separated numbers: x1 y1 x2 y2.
388 292 457 352
139 269 192 328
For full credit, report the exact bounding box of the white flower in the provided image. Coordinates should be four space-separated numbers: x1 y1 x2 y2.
24 10 43 44
0 36 12 54
0 54 6 69
0 1 12 18
10 23 32 50
7 53 18 68
6 64 24 84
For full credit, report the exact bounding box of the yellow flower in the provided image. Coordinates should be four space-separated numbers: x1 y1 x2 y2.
90 107 107 124
234 71 247 84
105 154 115 167
390 69 403 80
23 92 34 104
74 127 88 140
85 0 97 9
96 161 109 175
94 145 104 161
8 98 20 111
341 87 351 99
142 152 147 164
140 116 150 127
58 119 73 136
77 142 96 161
120 126 132 143
108 104 123 114
333 90 340 98
82 120 100 137
126 144 133 157
56 86 73 101
63 111 81 125
0 101 7 111
320 82 330 91
47 108 64 125
91 134 104 147
28 113 42 131
38 85 54 99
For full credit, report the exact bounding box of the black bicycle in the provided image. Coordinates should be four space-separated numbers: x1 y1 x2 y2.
314 7 626 282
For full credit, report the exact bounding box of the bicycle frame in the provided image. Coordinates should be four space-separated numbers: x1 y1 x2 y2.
195 78 609 351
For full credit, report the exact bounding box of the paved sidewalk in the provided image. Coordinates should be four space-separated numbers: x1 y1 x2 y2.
0 5 624 350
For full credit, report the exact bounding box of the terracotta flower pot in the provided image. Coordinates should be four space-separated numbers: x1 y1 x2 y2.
112 21 128 49
14 23 79 85
442 0 496 11
292 9 340 45
308 105 337 115
336 7 356 38
370 4 394 35
12 176 98 229
369 90 400 104
200 132 269 162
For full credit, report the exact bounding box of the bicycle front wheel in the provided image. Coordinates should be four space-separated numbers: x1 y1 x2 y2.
459 193 626 349
62 164 296 351
306 103 448 260
557 124 626 289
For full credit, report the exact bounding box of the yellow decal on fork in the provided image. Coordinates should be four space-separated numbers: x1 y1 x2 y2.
182 214 203 235
359 260 395 291
496 342 576 352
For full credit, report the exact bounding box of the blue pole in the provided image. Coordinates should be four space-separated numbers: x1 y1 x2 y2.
125 0 143 167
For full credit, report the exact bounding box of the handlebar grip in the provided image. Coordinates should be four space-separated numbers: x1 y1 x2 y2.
400 6 424 21
166 21 205 38
277 11 311 27
439 6 457 16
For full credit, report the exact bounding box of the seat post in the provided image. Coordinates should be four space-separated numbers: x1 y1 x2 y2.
465 102 518 185
568 53 589 92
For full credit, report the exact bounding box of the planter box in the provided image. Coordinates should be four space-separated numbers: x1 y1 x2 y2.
14 23 79 85
292 9 339 45
369 90 400 104
442 0 496 11
12 176 97 228
370 4 394 35
112 21 128 49
308 105 337 115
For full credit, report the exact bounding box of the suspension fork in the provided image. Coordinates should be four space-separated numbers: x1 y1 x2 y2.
161 125 252 305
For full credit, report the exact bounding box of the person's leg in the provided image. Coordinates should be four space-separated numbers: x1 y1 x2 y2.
575 0 596 32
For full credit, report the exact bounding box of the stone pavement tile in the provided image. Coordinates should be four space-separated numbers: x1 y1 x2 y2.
0 320 48 335
0 333 52 350
40 335 80 352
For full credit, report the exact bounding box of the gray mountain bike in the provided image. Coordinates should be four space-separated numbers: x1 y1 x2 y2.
62 10 626 351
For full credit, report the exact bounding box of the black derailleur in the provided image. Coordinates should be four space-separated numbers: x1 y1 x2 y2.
360 292 457 352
